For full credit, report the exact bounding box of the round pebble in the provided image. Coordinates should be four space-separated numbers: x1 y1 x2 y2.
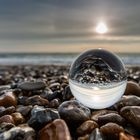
0 91 17 107
58 100 91 126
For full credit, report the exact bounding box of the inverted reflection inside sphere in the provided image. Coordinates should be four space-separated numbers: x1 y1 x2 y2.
69 49 127 109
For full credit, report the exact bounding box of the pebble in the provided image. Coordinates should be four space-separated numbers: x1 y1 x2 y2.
120 106 140 130
0 90 17 107
100 122 124 139
125 81 140 97
62 85 73 101
11 112 25 125
78 134 89 140
124 124 140 138
113 95 140 110
0 123 15 133
119 132 140 140
0 106 15 117
49 82 61 91
18 81 46 91
28 107 60 130
0 124 35 140
89 128 104 140
76 120 98 136
91 109 118 122
58 100 91 126
39 119 71 140
0 65 138 140
49 98 60 108
98 113 126 126
40 88 55 101
24 95 49 106
16 105 32 116
0 115 15 124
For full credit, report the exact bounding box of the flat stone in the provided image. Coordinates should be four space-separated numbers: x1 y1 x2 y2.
24 95 49 106
98 113 126 126
91 110 118 122
18 81 46 91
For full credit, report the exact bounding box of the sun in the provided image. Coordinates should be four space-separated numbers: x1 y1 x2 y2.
95 22 108 34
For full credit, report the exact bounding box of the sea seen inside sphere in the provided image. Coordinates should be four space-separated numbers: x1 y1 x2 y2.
69 49 127 109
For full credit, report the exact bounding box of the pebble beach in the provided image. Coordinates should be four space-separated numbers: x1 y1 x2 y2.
0 64 139 140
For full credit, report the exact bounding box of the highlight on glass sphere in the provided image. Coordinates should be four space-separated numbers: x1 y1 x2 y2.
69 49 127 109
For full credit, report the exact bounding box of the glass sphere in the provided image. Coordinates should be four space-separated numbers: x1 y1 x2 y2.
69 49 127 109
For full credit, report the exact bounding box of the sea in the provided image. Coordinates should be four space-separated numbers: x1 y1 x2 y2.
0 53 139 66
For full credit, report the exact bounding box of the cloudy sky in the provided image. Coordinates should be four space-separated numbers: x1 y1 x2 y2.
0 0 140 53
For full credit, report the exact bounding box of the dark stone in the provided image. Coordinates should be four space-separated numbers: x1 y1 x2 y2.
16 105 32 116
113 95 140 110
39 119 71 140
124 124 140 138
120 106 140 130
18 81 46 91
49 82 61 91
100 122 124 140
18 96 28 104
0 106 15 117
124 81 140 97
49 98 60 108
24 95 49 106
76 120 98 136
91 110 118 122
98 113 126 126
40 89 57 101
58 100 91 127
28 106 60 130
89 128 104 140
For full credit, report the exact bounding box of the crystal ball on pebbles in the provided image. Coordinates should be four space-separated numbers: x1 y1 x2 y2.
69 49 127 109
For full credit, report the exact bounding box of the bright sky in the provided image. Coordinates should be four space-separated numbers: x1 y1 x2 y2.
0 0 140 53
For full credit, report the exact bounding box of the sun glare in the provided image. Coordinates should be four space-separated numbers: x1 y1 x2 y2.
95 22 108 34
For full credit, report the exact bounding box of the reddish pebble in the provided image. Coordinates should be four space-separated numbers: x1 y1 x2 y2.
0 115 14 124
0 91 17 107
39 119 71 140
76 120 98 136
